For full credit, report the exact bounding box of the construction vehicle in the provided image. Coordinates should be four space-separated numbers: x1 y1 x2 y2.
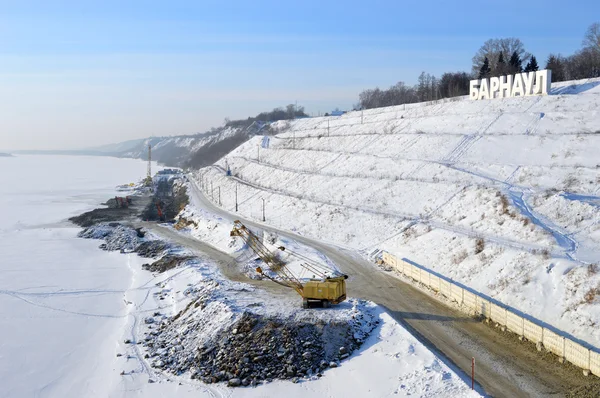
230 220 348 308
155 200 165 222
114 196 131 208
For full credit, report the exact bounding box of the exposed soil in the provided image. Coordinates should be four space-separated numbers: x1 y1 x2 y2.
141 178 189 222
70 195 151 227
566 383 600 398
71 177 192 273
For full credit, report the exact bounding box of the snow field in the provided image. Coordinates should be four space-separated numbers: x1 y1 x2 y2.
0 155 164 398
195 78 600 348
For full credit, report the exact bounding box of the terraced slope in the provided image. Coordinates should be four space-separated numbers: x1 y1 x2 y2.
196 77 600 347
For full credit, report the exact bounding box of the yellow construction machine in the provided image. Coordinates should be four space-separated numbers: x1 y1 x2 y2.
230 220 348 308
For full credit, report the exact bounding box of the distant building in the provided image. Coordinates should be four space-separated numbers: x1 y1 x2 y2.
330 110 346 117
157 168 181 175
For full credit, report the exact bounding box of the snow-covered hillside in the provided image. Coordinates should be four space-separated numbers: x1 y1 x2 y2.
196 77 600 348
119 127 249 168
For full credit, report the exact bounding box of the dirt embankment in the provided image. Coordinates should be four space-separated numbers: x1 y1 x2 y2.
141 178 189 222
71 176 191 271
70 195 151 227
70 175 189 228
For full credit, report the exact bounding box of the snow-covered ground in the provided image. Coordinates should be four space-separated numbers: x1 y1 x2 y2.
196 77 600 348
105 223 481 397
0 154 479 397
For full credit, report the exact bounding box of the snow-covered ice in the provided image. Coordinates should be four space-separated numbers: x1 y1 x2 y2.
0 155 157 397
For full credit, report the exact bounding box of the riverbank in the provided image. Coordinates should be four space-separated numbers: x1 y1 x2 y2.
72 179 478 397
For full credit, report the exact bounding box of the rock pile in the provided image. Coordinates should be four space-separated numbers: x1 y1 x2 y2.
142 255 195 273
136 240 171 258
78 223 193 273
142 305 379 387
79 223 142 251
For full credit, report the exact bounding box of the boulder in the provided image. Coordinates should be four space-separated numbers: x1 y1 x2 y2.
228 378 241 387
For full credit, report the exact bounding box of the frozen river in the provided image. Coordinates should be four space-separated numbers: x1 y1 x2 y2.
0 155 152 398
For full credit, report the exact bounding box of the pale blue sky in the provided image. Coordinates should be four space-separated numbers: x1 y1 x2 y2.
1 0 598 150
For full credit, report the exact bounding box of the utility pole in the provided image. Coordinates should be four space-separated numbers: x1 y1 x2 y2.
147 144 152 182
327 119 330 137
261 198 265 222
218 186 221 206
257 145 260 162
235 183 238 212
211 181 214 201
293 131 295 149
471 357 475 390
361 110 364 124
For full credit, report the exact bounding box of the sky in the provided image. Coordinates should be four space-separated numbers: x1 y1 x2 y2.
1 0 598 150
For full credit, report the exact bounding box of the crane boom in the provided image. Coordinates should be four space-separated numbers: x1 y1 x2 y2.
230 220 348 308
230 220 304 295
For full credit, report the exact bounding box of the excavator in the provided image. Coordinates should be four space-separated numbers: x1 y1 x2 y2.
230 220 348 308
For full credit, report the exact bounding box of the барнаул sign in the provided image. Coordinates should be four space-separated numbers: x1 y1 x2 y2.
470 70 552 100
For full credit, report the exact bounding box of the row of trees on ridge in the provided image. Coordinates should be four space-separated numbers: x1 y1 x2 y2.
356 22 600 110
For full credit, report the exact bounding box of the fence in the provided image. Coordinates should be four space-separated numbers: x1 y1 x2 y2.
381 251 600 377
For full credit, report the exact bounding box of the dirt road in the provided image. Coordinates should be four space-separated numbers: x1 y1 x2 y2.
149 180 598 397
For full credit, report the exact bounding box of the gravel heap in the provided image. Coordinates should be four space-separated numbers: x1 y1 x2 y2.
142 294 379 387
78 222 142 251
78 223 191 272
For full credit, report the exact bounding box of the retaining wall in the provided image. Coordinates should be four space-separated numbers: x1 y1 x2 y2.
381 251 600 377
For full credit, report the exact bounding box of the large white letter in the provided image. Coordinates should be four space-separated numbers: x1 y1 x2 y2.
522 72 535 96
533 70 552 95
490 77 500 99
478 79 490 100
512 73 525 97
470 79 480 100
499 75 513 98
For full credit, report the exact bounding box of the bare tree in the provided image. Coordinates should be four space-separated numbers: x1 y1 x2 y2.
546 54 567 82
286 104 296 118
564 48 600 79
358 81 420 110
583 22 600 53
439 72 471 98
472 38 530 76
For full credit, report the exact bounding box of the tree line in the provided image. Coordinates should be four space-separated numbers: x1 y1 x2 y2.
357 22 600 110
225 104 308 128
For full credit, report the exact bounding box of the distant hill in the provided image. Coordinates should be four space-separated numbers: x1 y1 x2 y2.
14 122 272 168
0 152 13 157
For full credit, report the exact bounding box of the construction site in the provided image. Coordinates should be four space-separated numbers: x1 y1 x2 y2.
66 93 600 397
